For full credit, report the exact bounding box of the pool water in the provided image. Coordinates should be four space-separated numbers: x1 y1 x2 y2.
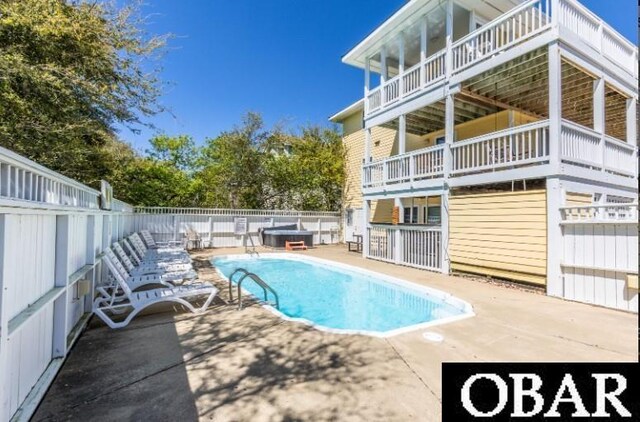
213 255 472 336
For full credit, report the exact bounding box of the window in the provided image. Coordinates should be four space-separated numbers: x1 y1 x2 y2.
403 207 411 224
346 209 354 226
427 206 441 225
435 136 446 145
404 206 419 224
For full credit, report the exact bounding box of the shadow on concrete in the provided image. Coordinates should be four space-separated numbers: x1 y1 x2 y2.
32 255 432 421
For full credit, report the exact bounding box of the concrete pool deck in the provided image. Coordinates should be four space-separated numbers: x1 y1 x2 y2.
33 246 637 421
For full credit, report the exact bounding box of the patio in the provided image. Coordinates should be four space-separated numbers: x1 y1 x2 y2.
33 245 637 421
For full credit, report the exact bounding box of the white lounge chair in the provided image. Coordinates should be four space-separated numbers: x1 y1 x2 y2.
140 229 185 250
112 242 197 282
94 251 218 329
97 249 176 299
126 234 191 265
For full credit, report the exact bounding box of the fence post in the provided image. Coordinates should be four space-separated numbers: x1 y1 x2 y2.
317 218 322 245
208 216 214 248
0 215 11 421
52 215 71 358
546 177 564 297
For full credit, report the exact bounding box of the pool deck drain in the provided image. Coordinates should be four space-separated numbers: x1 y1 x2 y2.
33 245 638 422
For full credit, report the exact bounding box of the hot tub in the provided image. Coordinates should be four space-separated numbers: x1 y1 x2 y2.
261 230 314 248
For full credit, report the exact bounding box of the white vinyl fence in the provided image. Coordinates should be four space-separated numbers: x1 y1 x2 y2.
0 146 135 421
559 203 638 312
133 207 341 248
0 146 339 421
366 225 442 272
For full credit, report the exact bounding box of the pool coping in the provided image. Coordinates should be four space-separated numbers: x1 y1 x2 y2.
212 253 475 338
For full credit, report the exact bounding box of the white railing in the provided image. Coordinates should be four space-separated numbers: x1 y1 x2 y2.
367 89 382 113
0 145 107 210
365 51 447 116
561 203 638 223
413 145 445 180
134 207 339 217
383 77 400 105
363 145 445 189
385 155 411 184
558 0 637 76
560 121 637 178
363 160 385 188
559 120 602 169
399 226 441 271
424 50 446 85
402 62 422 96
558 0 599 47
451 120 550 175
452 0 551 73
604 137 637 178
363 0 637 117
367 225 396 262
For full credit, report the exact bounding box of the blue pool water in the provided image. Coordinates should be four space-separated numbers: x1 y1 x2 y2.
214 255 470 335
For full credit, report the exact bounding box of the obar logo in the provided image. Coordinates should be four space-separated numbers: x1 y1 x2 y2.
442 363 639 421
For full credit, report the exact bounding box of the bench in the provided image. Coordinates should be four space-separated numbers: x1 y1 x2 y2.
347 234 363 253
285 241 307 251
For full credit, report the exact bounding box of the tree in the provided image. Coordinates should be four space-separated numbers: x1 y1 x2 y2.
146 134 198 172
0 0 168 186
197 113 267 208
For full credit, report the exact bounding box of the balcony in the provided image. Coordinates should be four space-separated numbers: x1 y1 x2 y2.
363 0 637 119
362 120 637 195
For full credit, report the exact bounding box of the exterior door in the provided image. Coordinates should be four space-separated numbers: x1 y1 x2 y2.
344 208 362 242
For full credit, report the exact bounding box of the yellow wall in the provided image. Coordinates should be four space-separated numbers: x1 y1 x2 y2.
628 274 638 290
449 189 548 286
417 110 539 146
342 110 397 210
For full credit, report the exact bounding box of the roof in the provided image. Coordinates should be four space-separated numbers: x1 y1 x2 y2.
342 0 525 69
329 99 365 123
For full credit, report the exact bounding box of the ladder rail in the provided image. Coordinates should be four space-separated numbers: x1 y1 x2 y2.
237 273 280 310
228 268 251 301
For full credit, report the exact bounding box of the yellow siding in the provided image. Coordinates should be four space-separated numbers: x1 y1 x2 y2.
627 274 638 290
341 110 397 210
449 190 547 285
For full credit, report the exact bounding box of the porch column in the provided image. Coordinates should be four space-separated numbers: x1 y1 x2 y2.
394 197 403 264
420 17 428 86
441 93 455 275
440 191 450 274
364 127 372 163
362 199 371 258
548 41 562 171
444 93 455 178
445 0 453 79
593 78 605 172
398 115 407 154
626 98 637 145
398 33 405 97
546 177 565 297
627 98 638 178
380 47 387 84
364 57 371 112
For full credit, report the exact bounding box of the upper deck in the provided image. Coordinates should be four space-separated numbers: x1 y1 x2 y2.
344 0 637 121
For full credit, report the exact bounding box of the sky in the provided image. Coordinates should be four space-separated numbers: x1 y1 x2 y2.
118 0 638 152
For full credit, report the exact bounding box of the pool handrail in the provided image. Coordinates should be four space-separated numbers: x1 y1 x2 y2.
237 272 280 311
228 268 251 301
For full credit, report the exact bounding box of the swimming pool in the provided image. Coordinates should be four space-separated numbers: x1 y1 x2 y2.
213 254 474 337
